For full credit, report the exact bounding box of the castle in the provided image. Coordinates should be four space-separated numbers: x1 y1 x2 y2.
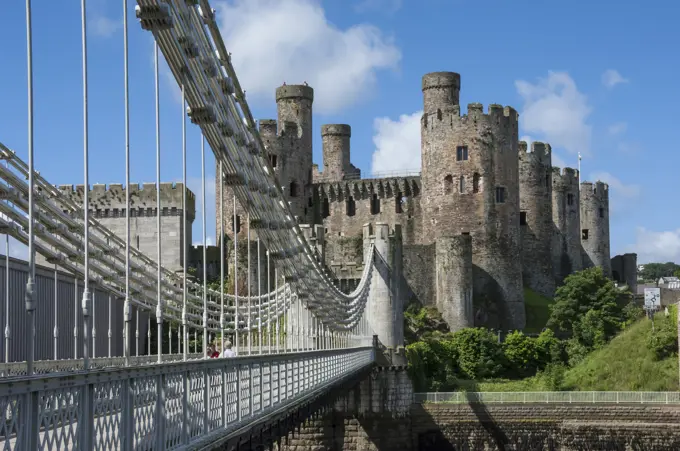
217 71 622 331
43 71 635 333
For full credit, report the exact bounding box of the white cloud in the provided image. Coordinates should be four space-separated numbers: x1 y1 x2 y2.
91 15 121 37
88 0 121 38
354 0 403 14
617 142 642 155
370 111 422 174
515 71 592 156
589 171 640 214
627 228 680 264
608 122 627 136
602 69 629 89
214 0 401 114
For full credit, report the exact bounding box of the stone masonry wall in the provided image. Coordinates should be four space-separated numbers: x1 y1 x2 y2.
519 141 555 298
53 183 194 272
279 401 680 450
580 181 612 277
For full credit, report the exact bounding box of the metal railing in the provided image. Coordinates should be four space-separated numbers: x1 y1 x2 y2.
0 346 374 450
415 391 680 404
344 169 421 180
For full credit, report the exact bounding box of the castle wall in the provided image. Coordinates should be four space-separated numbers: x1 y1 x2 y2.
611 253 638 294
435 234 473 331
551 168 582 285
519 142 555 297
420 71 524 329
580 181 611 277
55 183 194 272
314 177 422 266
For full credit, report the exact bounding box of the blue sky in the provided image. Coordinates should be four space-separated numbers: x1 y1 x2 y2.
0 0 678 264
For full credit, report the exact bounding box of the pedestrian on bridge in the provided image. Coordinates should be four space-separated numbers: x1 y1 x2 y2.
221 340 236 358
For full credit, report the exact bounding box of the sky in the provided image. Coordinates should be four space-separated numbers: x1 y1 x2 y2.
0 0 678 264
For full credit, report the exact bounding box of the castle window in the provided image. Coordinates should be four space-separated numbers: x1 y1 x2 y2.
459 176 465 194
136 235 140 249
473 173 480 193
322 198 330 218
520 211 527 225
495 186 506 203
546 174 550 188
346 196 356 217
599 207 604 218
308 197 313 207
582 229 589 240
370 194 381 215
456 146 468 161
289 181 298 197
444 175 453 194
269 154 277 168
232 215 241 233
567 193 574 206
395 192 404 214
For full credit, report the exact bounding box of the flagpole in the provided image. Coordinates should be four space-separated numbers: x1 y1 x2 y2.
577 152 582 184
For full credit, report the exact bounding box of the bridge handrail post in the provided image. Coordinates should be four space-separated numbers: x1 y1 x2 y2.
121 376 134 451
78 381 95 450
155 373 166 450
24 390 39 450
203 366 209 435
182 369 189 444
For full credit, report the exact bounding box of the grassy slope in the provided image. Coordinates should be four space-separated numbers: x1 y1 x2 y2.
523 288 554 334
459 313 679 392
560 313 679 391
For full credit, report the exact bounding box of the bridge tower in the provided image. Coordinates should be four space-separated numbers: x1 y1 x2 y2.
419 71 525 329
363 222 404 364
580 181 611 277
519 141 555 297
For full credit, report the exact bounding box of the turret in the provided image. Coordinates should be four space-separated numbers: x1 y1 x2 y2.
436 234 473 331
420 71 524 330
422 72 460 114
519 141 555 297
321 124 351 182
580 181 611 277
275 84 314 221
551 167 582 283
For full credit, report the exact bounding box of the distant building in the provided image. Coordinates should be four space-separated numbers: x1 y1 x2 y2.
658 276 680 289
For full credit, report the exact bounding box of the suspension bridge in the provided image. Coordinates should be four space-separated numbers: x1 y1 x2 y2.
0 1 401 449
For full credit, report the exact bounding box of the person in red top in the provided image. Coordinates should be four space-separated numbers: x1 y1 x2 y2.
208 343 220 358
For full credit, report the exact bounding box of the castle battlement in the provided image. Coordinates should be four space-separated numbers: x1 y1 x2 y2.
422 102 519 130
519 141 552 166
580 181 609 195
313 176 421 201
258 119 300 139
321 124 351 137
552 167 579 186
57 182 195 213
275 84 314 102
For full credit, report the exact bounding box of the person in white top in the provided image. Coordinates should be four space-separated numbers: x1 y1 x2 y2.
221 340 236 358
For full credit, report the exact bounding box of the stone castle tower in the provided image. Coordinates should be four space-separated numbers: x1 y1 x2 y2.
419 72 525 329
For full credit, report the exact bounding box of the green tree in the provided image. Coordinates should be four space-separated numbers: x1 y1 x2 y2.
639 262 680 281
502 331 539 377
534 328 565 366
448 328 505 379
547 267 628 338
